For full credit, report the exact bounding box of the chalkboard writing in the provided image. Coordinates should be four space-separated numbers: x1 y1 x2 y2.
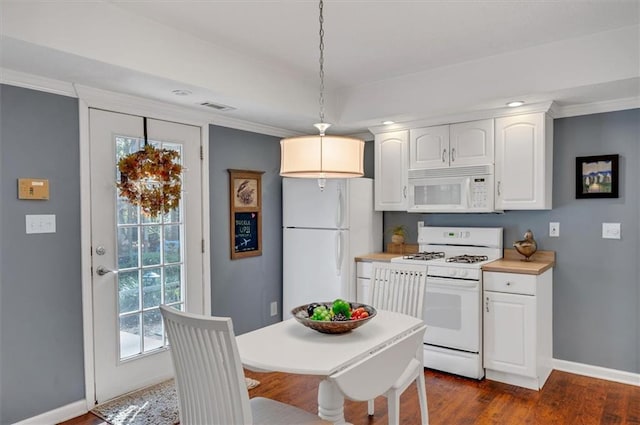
234 212 259 253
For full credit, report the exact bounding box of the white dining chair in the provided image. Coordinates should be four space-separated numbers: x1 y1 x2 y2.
160 305 330 425
329 324 427 425
368 262 429 424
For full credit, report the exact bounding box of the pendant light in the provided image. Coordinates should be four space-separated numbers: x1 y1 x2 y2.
279 0 364 190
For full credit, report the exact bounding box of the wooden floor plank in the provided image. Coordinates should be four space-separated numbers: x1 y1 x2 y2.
59 369 640 425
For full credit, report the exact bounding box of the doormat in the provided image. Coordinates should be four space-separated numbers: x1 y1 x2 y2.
91 377 260 425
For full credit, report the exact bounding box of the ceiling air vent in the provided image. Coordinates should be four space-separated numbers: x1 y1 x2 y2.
199 101 236 112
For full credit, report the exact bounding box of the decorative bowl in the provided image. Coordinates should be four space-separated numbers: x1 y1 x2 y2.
291 302 377 334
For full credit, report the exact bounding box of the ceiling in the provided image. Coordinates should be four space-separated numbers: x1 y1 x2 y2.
1 0 639 136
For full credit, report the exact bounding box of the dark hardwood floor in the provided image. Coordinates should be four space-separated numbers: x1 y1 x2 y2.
60 369 640 425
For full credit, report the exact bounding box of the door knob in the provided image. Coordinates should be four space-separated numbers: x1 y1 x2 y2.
96 265 115 276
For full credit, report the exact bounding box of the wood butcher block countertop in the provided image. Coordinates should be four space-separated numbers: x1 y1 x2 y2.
354 252 400 262
355 243 419 262
482 249 555 275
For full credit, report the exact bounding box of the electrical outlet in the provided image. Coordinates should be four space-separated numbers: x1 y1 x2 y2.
270 301 278 316
549 222 559 237
602 223 621 239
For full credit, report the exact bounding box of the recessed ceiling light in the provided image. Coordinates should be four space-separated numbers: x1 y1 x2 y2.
382 120 395 125
172 89 192 96
506 101 525 107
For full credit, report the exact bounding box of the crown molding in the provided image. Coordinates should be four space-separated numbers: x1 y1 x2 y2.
0 68 76 97
368 102 556 134
553 96 640 118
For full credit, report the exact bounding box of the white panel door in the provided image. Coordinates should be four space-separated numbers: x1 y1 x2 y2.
283 178 346 229
484 291 536 377
283 228 349 318
410 125 450 169
89 109 204 403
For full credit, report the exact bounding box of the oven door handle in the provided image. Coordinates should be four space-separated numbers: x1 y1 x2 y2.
427 278 479 290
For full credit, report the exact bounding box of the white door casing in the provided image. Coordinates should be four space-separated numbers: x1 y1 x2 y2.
89 108 204 403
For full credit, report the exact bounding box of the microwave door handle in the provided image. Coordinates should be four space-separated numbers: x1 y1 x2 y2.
466 178 472 207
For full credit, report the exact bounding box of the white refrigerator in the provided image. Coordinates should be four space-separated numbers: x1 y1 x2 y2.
282 177 382 318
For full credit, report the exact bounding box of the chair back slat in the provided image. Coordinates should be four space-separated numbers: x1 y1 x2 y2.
370 262 427 319
160 305 253 425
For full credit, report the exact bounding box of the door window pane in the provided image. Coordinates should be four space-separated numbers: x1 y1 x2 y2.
120 314 141 359
117 227 139 269
142 268 162 309
141 226 161 266
143 309 163 352
118 270 140 314
164 265 182 304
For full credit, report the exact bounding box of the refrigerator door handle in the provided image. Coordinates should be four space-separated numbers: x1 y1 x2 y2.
335 231 343 276
336 185 344 228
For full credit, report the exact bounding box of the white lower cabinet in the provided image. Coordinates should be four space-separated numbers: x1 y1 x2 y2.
356 261 373 304
483 269 553 390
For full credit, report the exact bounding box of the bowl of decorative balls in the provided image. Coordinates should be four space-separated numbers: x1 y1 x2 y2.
291 299 377 334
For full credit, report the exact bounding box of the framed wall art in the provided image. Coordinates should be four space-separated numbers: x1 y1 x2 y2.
575 154 619 199
228 169 264 259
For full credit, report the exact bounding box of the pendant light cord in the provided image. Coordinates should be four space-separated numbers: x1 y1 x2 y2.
318 0 325 125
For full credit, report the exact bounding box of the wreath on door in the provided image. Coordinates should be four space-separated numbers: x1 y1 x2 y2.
116 143 183 218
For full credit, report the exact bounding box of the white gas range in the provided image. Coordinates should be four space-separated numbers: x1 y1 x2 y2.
391 226 503 379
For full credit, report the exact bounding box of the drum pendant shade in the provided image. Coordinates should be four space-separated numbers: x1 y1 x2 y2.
279 135 364 178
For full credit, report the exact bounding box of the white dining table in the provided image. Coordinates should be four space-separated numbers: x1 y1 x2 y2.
236 310 424 425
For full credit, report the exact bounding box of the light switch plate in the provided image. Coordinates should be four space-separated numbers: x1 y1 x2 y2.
602 222 621 239
549 222 559 237
26 214 56 234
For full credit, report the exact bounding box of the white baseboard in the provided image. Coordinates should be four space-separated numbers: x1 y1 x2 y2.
12 399 87 425
553 358 640 387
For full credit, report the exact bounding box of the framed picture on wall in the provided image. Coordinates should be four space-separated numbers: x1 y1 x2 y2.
575 154 619 199
228 169 264 259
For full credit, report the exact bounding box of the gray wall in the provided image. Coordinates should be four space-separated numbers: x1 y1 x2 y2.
209 125 284 335
0 85 84 423
384 109 640 374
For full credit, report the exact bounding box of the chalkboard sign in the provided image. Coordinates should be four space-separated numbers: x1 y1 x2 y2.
228 169 263 259
234 212 259 253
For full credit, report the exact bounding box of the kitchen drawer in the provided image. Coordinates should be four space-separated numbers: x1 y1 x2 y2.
484 271 536 295
356 261 372 278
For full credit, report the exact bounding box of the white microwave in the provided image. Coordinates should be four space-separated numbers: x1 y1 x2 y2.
407 165 497 213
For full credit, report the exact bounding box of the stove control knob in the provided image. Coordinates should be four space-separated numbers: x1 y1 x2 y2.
459 270 468 277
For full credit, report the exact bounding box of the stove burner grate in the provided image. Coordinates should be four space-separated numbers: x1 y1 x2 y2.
446 255 489 264
402 252 445 261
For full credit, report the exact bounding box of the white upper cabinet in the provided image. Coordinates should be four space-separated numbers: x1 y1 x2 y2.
409 125 449 169
449 119 495 167
374 130 408 211
495 113 553 210
410 119 494 169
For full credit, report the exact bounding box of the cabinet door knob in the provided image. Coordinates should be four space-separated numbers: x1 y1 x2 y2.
442 148 447 163
497 181 501 196
403 186 407 199
451 148 456 162
485 296 490 312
